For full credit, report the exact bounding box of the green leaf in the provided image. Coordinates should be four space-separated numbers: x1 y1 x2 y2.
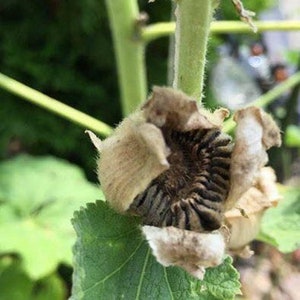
258 186 300 252
0 257 66 300
197 257 241 300
0 155 102 279
33 273 66 300
285 125 300 147
71 201 241 300
0 257 33 300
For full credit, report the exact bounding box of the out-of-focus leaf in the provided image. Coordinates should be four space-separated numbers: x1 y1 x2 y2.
258 186 300 252
285 125 300 147
33 273 66 300
0 258 33 300
0 155 103 279
71 201 240 300
0 257 66 300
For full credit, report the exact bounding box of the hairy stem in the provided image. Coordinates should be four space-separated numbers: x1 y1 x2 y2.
0 73 113 136
173 0 215 102
105 0 147 116
142 20 300 43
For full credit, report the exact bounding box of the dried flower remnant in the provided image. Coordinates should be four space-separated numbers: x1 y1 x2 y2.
231 0 257 32
88 86 281 279
143 226 226 280
225 167 280 257
225 106 281 211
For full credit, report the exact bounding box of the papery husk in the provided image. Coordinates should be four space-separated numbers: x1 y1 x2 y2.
96 113 171 212
225 107 281 211
225 167 280 254
142 225 226 279
143 86 229 131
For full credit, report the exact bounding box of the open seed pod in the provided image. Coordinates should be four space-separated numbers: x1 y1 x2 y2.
87 86 281 279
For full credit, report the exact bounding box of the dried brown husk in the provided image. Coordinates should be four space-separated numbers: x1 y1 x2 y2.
143 86 229 131
225 167 280 255
224 106 281 256
94 112 170 212
142 225 226 280
225 106 281 211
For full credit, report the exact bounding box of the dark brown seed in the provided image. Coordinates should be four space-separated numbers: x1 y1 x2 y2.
128 128 233 232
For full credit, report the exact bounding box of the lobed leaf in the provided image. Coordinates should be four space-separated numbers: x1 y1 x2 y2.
0 155 102 279
71 201 240 300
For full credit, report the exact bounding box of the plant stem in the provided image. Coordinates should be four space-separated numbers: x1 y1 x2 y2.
254 71 300 107
105 0 147 116
142 20 300 43
223 71 300 132
173 0 215 102
0 73 113 136
211 20 300 33
281 55 300 133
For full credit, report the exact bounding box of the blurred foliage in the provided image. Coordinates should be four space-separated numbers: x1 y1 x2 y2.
258 186 300 253
0 258 66 300
285 125 300 147
0 155 102 297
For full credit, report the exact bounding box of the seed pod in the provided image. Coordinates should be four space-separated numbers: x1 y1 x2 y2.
87 86 281 279
129 127 233 232
91 87 232 219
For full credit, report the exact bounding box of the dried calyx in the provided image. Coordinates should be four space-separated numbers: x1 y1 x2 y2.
87 86 281 279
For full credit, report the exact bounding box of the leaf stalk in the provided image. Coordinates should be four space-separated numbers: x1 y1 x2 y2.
105 0 147 116
0 73 113 136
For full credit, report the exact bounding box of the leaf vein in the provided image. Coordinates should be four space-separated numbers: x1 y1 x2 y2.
164 267 174 300
83 240 144 295
135 247 151 300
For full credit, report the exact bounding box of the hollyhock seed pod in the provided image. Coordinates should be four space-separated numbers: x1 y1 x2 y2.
87 86 281 279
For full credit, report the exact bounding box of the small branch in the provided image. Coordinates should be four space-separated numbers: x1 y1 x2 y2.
142 21 300 43
173 0 215 102
223 71 300 132
105 0 147 116
0 73 113 136
143 22 175 43
211 20 300 33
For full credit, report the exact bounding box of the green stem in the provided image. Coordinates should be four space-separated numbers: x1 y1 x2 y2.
142 20 300 43
282 55 300 132
0 73 113 136
223 71 300 132
173 0 215 102
254 72 300 107
105 0 147 116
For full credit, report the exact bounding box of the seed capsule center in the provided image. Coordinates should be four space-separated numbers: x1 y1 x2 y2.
129 128 233 232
